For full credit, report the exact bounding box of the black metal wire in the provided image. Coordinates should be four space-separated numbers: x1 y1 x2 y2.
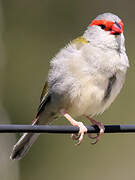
0 124 135 133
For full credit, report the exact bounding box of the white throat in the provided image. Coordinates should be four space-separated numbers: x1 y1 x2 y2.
83 26 125 53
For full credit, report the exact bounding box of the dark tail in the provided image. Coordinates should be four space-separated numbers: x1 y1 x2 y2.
10 132 40 160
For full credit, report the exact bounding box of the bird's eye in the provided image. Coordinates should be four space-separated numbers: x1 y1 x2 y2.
99 24 106 29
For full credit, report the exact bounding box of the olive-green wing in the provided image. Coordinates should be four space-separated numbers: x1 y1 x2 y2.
71 36 89 49
40 81 49 103
36 81 50 118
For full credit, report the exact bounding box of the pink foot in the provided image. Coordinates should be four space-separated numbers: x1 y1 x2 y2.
60 109 87 145
85 116 104 144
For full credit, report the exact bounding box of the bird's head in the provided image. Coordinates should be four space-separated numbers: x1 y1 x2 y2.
84 13 125 51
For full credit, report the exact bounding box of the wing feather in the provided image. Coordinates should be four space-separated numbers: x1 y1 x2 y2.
36 81 51 118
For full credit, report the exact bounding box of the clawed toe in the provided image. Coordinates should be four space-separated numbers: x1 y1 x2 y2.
76 122 87 145
71 122 87 145
90 133 102 144
88 130 104 144
71 133 80 140
60 109 104 145
60 109 87 145
88 133 98 139
85 115 105 144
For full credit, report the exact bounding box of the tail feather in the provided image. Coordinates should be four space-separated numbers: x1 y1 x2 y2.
10 119 40 160
10 132 40 160
10 93 54 160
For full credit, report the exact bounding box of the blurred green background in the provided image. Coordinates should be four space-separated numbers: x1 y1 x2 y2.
0 0 135 180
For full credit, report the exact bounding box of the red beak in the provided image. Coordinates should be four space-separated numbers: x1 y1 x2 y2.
111 22 123 35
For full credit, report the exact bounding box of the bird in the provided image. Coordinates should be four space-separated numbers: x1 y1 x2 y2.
10 12 129 160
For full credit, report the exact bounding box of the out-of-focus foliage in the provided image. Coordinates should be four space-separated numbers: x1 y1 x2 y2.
1 0 135 180
0 1 19 179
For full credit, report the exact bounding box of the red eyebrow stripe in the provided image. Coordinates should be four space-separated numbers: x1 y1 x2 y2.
90 19 124 31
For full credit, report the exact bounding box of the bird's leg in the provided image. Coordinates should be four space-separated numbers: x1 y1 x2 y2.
60 109 87 145
85 115 104 144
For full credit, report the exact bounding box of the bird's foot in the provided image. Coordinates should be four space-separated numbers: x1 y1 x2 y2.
60 109 87 145
71 121 87 145
85 116 104 144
